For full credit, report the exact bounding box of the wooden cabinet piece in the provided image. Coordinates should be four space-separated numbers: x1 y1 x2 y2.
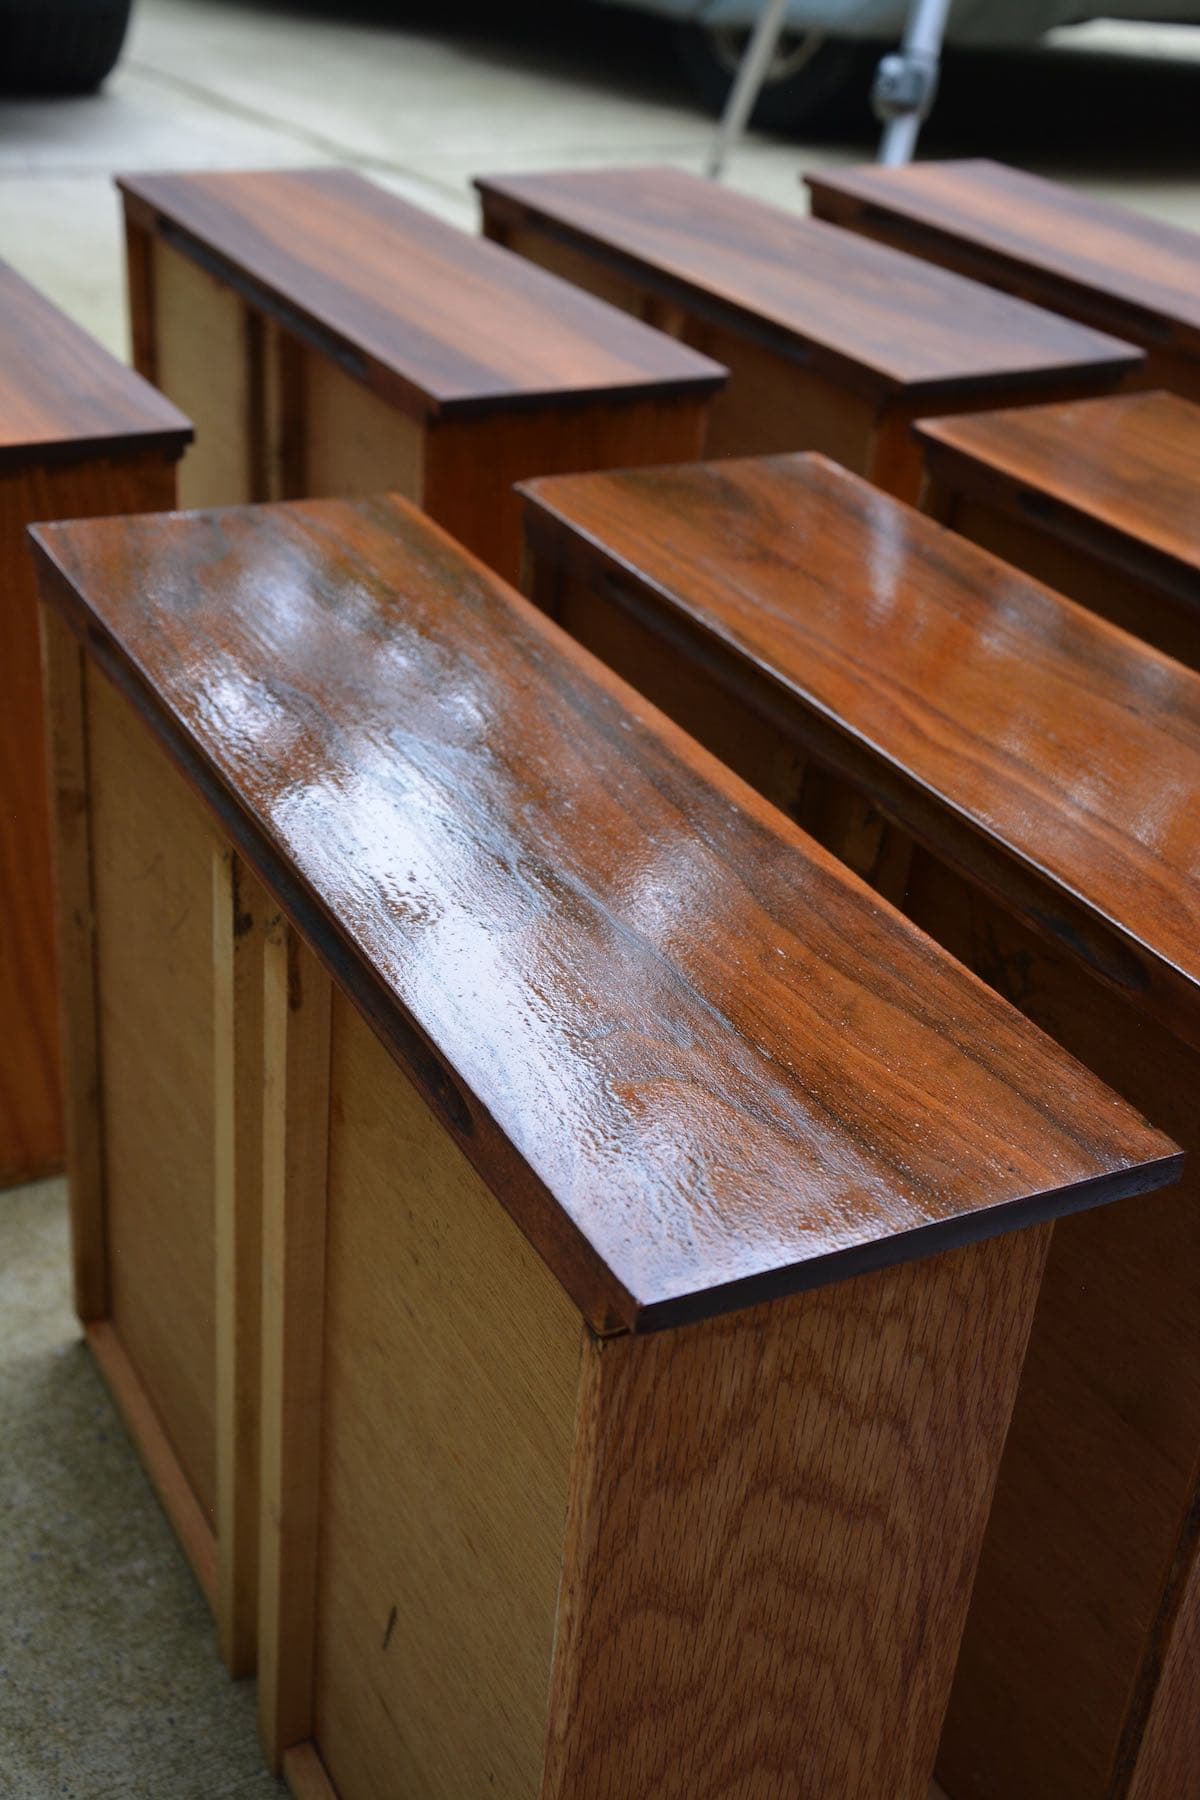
806 158 1200 402
116 168 725 583
0 260 190 1189
916 389 1200 669
475 164 1143 502
519 451 1200 1800
33 493 1176 1799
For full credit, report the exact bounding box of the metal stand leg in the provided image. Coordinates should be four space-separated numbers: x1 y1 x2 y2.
705 0 794 180
872 0 952 165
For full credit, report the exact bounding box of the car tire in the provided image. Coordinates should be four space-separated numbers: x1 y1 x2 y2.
0 0 134 95
674 23 875 131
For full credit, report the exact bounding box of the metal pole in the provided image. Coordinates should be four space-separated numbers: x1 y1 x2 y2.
705 0 794 180
873 0 952 166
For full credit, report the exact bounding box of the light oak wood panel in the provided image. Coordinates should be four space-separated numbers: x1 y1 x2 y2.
153 238 254 508
311 990 581 1800
213 848 269 1677
301 353 424 507
546 1227 1052 1800
87 661 220 1523
258 922 332 1766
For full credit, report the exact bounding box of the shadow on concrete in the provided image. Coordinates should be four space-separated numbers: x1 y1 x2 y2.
189 0 1200 173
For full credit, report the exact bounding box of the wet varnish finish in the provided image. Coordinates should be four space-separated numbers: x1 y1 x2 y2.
806 159 1200 399
523 452 1200 1048
477 164 1142 497
520 452 1200 1800
33 493 1179 1800
0 258 189 1188
31 492 1175 1332
917 389 1200 668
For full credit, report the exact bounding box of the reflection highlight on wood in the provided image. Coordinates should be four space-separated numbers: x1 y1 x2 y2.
32 490 1183 1799
519 450 1198 1800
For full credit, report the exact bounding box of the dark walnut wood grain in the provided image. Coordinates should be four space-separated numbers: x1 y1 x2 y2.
117 168 723 582
117 167 725 420
806 159 1200 399
0 261 189 1188
522 453 1200 1050
30 493 1176 1336
917 390 1200 668
0 259 190 468
519 452 1200 1800
477 165 1139 403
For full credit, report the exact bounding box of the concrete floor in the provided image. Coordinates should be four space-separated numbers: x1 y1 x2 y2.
1 4 1199 1795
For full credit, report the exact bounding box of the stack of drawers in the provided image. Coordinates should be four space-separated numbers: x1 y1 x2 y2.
4 156 1197 1800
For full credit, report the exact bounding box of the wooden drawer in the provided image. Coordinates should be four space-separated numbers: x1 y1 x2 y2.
33 492 1177 1796
520 452 1200 1800
0 259 189 1188
476 164 1143 504
117 168 725 584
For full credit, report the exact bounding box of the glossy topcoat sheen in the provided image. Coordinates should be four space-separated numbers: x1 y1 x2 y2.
0 260 191 468
117 168 726 420
522 453 1200 1022
474 165 1143 400
32 496 1178 1331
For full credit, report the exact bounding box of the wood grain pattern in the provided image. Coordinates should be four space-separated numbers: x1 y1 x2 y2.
476 165 1142 405
0 256 189 466
905 867 1200 1800
87 660 221 1521
39 606 106 1316
806 158 1200 397
213 848 268 1677
310 990 581 1800
917 390 1200 668
258 922 332 1770
32 495 1179 1334
1124 1522 1200 1800
545 1226 1052 1799
87 1320 218 1606
521 453 1200 1049
118 168 725 419
520 457 1200 1800
152 239 256 510
1 455 178 1187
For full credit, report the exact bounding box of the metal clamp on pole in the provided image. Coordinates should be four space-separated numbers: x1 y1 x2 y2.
873 0 952 166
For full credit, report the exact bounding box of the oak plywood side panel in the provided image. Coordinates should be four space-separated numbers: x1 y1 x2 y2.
153 239 255 508
86 662 221 1524
300 354 425 507
312 992 582 1800
545 1227 1052 1800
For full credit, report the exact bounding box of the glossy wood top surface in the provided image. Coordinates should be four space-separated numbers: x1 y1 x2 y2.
118 168 725 420
0 260 191 468
919 391 1200 589
475 165 1141 402
806 159 1200 355
31 495 1176 1332
523 454 1200 1014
